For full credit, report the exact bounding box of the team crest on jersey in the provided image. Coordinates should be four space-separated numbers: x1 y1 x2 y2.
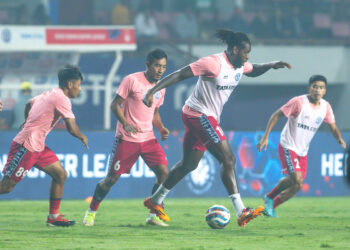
315 116 323 125
154 91 161 99
235 73 241 81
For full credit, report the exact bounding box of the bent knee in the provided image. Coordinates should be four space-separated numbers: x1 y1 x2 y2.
222 155 236 168
0 182 15 194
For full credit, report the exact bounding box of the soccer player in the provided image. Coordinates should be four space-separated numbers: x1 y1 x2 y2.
257 75 346 217
142 29 291 227
83 49 170 227
0 65 88 226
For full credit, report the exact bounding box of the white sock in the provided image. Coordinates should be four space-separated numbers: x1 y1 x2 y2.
88 208 97 214
150 184 170 205
48 214 59 220
149 213 157 218
229 193 245 218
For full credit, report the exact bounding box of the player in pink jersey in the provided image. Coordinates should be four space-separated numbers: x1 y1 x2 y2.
142 29 291 227
83 49 170 227
0 65 88 227
257 75 346 217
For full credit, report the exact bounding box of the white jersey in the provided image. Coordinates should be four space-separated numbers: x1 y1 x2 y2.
185 53 252 123
280 95 328 156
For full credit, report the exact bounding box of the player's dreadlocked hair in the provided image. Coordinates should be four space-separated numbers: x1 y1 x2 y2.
215 29 251 50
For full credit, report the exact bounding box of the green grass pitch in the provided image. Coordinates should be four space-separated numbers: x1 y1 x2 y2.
1 197 350 249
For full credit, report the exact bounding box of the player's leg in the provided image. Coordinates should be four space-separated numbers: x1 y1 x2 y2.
33 145 74 226
39 160 75 226
143 124 205 222
144 148 204 222
274 171 303 207
84 138 139 226
265 145 306 217
146 164 169 226
206 139 264 227
0 176 18 194
0 141 36 194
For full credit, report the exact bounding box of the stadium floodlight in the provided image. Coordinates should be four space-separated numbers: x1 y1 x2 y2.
0 25 137 130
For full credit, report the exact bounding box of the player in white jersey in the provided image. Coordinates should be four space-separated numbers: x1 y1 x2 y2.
142 29 291 227
257 75 346 217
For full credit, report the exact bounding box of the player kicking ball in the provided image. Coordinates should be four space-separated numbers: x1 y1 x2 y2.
83 49 170 227
0 65 88 226
257 75 346 217
142 29 291 227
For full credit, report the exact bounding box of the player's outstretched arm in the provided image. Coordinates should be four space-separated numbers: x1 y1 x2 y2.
153 107 169 141
245 61 292 77
143 66 194 107
110 94 138 135
18 102 32 130
257 109 284 152
328 123 346 149
64 118 89 149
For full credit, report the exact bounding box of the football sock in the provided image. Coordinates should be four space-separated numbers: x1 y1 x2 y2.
273 196 284 208
90 183 109 212
150 184 170 205
229 193 245 218
49 197 61 216
151 184 160 195
267 186 280 199
150 184 161 216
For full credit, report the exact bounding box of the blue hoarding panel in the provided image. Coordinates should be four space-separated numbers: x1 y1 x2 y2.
0 131 349 199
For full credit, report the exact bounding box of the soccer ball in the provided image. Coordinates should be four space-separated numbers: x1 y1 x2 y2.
205 205 230 229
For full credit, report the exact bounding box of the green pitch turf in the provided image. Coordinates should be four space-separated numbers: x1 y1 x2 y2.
1 197 349 249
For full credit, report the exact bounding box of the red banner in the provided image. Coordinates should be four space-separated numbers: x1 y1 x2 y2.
46 28 135 44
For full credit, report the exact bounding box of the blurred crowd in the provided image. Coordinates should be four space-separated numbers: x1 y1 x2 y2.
0 0 349 44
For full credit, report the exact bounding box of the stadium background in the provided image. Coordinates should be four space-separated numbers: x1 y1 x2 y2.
0 0 349 199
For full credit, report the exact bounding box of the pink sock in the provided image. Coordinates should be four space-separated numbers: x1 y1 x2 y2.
267 186 280 200
49 198 61 215
273 196 285 209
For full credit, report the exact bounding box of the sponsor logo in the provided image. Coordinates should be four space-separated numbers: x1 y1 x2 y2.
297 123 317 132
185 152 216 194
216 85 235 90
1 29 11 43
107 29 121 40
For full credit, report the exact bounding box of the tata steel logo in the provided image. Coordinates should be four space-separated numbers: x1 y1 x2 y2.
1 29 11 43
185 152 216 194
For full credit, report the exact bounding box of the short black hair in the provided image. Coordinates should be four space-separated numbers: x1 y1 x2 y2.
308 75 327 86
146 49 167 64
58 65 83 88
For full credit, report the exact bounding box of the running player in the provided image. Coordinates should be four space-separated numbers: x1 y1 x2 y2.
142 29 292 227
0 65 88 226
257 74 346 217
83 49 169 227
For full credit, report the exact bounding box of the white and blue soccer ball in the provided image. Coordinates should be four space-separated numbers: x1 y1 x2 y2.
205 205 230 229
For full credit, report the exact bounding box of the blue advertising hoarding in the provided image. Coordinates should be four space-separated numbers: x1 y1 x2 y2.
0 131 349 200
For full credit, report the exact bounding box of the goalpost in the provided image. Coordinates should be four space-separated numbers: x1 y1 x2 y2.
0 25 136 130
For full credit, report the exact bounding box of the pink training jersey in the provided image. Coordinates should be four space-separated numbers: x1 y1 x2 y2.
280 95 335 156
116 71 165 142
185 52 253 122
13 88 75 153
